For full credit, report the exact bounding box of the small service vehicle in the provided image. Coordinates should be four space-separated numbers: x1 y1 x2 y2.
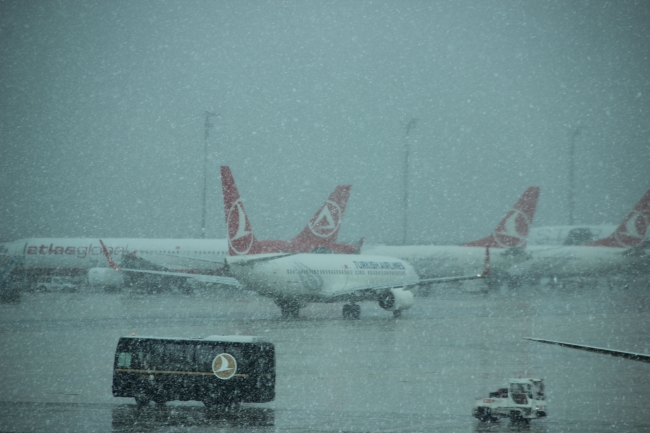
472 378 546 423
112 335 275 408
36 276 76 292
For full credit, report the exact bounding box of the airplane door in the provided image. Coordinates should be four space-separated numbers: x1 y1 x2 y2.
340 266 349 291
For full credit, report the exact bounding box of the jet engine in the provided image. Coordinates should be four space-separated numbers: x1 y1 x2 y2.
378 288 414 312
88 267 124 287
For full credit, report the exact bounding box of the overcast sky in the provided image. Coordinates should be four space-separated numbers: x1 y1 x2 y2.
1 0 649 244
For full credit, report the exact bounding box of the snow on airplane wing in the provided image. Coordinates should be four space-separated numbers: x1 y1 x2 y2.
99 240 241 287
325 252 490 302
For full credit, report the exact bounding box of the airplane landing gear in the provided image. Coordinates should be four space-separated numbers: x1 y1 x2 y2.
342 303 361 320
275 299 301 319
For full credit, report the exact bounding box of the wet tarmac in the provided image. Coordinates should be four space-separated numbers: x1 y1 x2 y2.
1 278 650 432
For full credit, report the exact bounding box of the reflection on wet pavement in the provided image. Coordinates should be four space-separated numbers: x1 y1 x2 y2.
111 405 274 431
2 279 650 432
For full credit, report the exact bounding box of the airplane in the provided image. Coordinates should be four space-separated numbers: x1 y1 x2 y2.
101 239 490 319
0 179 357 291
220 166 360 256
360 187 540 290
523 337 650 363
508 189 650 283
97 166 491 319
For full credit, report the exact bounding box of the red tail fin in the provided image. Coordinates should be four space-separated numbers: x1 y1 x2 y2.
587 189 650 248
221 166 256 256
462 187 540 248
291 185 351 247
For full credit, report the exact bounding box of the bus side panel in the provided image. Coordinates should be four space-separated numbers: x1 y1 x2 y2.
111 338 275 403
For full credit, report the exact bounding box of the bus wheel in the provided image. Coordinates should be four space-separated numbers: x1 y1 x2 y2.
134 393 151 407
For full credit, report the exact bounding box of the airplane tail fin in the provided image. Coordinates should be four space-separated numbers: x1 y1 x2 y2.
462 186 541 248
221 166 258 256
587 189 650 248
291 185 351 247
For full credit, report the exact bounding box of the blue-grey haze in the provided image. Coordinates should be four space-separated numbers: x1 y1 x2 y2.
1 0 649 244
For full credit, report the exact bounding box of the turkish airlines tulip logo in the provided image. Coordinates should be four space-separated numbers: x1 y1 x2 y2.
212 353 237 380
309 200 342 238
227 199 253 255
493 209 530 248
614 211 648 247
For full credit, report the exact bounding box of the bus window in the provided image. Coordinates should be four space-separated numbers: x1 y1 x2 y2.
144 341 164 370
163 343 195 371
164 343 180 370
181 343 195 368
196 344 222 370
255 345 275 373
116 352 131 368
226 346 242 363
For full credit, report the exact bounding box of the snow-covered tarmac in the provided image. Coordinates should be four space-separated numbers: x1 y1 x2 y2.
1 280 649 432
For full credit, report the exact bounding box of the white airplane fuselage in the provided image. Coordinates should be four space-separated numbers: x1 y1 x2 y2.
360 245 511 279
2 238 229 275
361 243 647 282
226 254 418 302
528 225 617 246
509 245 644 279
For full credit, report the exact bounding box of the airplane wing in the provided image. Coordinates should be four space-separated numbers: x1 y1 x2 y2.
225 253 298 266
99 240 241 287
326 269 489 301
114 267 241 287
136 251 226 265
523 337 650 363
324 246 491 300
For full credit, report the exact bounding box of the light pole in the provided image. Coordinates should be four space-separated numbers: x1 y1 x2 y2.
403 118 418 245
568 126 582 226
201 111 217 239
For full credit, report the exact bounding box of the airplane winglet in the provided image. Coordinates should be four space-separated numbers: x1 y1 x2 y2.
99 239 121 271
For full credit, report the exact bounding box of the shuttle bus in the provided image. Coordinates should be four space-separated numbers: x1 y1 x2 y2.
112 335 275 408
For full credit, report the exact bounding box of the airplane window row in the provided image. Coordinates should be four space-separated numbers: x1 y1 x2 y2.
141 250 226 255
286 269 407 276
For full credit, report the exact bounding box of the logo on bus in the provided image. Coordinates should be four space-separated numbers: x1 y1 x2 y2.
212 353 237 380
309 200 342 238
